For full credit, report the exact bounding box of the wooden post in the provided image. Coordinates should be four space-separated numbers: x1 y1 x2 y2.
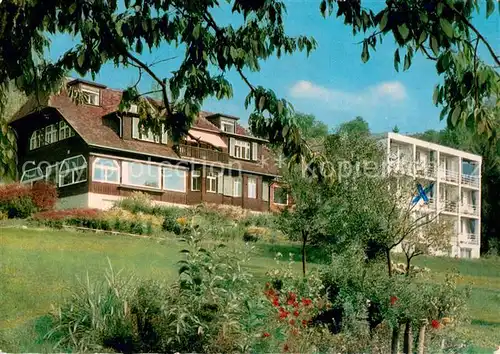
391 325 400 354
403 321 413 354
417 319 427 354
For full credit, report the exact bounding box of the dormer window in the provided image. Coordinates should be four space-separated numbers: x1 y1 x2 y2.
81 86 100 106
132 117 168 144
220 118 235 133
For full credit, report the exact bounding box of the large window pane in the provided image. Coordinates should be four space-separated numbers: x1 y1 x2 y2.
59 155 87 187
92 158 120 183
163 167 186 192
123 161 160 188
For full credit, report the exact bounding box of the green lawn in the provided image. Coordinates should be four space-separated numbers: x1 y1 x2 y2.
1 225 499 352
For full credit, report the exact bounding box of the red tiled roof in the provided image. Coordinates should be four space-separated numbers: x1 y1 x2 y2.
11 86 278 176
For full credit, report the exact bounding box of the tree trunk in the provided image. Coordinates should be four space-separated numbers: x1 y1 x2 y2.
417 322 426 354
301 232 307 277
403 321 412 354
406 256 411 277
386 249 392 277
391 325 400 354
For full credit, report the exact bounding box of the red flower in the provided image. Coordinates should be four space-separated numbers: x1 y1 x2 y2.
301 298 312 306
264 288 276 298
302 319 308 327
431 319 440 329
265 282 271 289
283 344 289 352
289 318 296 326
262 332 271 338
272 296 280 307
292 301 299 308
390 296 398 305
287 292 297 305
279 307 290 319
293 310 300 317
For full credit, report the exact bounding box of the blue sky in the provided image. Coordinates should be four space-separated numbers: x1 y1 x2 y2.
49 1 499 134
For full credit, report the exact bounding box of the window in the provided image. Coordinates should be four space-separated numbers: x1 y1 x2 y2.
59 155 87 187
122 161 160 189
59 121 74 140
45 124 58 144
207 172 218 193
132 118 167 143
29 130 43 150
44 164 58 184
163 166 186 192
92 158 120 184
221 120 235 133
262 181 269 201
233 177 242 197
191 170 201 191
248 177 257 199
234 140 251 160
273 186 288 205
82 88 100 106
21 167 44 184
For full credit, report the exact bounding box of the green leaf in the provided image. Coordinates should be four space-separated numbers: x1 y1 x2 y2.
403 53 411 71
486 0 495 17
379 11 389 31
320 0 327 17
77 53 85 68
68 3 77 14
432 86 439 105
418 31 427 46
258 96 266 111
437 2 444 15
440 19 454 39
135 39 143 54
193 24 200 40
420 12 428 24
430 36 439 56
398 24 409 40
361 42 370 63
394 49 400 72
451 105 461 126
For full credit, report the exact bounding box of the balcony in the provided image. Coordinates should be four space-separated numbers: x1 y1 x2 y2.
439 168 459 184
440 200 458 213
419 197 436 211
178 144 229 163
461 174 480 188
461 233 479 246
461 203 480 216
415 162 437 178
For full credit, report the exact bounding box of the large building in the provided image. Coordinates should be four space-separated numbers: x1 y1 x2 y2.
382 132 482 259
9 79 292 212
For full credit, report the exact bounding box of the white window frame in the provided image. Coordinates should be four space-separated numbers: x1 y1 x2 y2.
122 161 161 189
191 170 201 191
233 177 242 197
59 155 88 187
248 177 257 199
234 140 251 160
59 121 74 140
206 172 218 193
92 158 120 184
45 124 58 145
221 119 235 133
21 166 44 185
163 166 186 193
81 87 100 106
29 130 42 150
132 117 165 143
262 181 269 201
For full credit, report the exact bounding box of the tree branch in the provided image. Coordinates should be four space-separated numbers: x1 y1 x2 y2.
450 7 500 66
420 46 438 61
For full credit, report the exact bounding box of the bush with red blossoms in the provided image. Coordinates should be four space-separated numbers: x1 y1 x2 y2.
0 182 57 218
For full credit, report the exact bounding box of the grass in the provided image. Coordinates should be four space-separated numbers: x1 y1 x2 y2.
1 225 499 352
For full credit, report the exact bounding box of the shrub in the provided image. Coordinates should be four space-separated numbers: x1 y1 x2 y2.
30 181 58 211
0 183 37 218
241 213 277 228
243 226 267 242
115 192 153 214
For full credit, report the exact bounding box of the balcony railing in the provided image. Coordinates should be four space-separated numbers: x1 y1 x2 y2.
388 158 413 175
178 144 229 163
418 197 436 211
440 200 458 213
461 203 479 216
461 174 480 188
415 162 437 178
461 233 479 246
439 168 459 183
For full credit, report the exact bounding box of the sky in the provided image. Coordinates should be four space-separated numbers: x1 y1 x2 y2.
49 1 499 135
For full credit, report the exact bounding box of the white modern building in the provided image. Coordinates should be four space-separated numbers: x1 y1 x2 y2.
382 132 482 259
